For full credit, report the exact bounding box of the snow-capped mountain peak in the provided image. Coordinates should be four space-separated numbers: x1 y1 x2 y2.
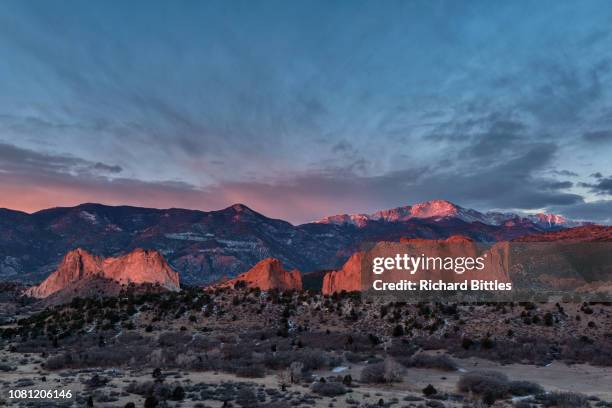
316 200 577 229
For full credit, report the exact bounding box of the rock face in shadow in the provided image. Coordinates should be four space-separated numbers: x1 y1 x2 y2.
322 236 512 295
321 228 612 298
218 258 302 291
26 248 180 298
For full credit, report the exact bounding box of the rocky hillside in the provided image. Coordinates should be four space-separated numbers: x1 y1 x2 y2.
514 225 612 242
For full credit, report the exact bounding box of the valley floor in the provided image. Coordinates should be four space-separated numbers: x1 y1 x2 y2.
1 349 611 407
1 287 612 407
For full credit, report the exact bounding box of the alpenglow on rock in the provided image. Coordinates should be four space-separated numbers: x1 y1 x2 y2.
26 248 180 298
217 258 302 291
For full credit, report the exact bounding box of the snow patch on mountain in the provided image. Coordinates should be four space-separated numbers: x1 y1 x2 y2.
79 211 99 224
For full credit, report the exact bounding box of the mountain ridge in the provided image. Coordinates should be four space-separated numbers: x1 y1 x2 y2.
0 199 598 285
316 199 583 229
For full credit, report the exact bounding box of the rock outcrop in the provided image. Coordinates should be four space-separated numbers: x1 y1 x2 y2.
322 236 511 295
26 248 180 298
218 258 302 291
321 252 365 295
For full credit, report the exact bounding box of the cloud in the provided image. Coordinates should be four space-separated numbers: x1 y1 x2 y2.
551 200 612 224
519 57 609 125
552 169 579 177
579 176 612 195
543 180 573 190
0 142 122 177
583 130 612 143
93 162 122 174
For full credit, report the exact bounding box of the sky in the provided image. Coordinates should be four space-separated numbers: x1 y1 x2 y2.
1 0 612 224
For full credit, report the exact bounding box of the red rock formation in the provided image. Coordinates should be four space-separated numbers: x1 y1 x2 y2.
26 248 180 298
218 258 302 291
321 252 365 295
102 248 179 288
322 236 512 295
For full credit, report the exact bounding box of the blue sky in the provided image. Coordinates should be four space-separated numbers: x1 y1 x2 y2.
1 0 611 223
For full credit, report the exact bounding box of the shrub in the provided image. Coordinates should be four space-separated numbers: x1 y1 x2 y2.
236 388 257 407
221 343 247 360
171 385 185 401
311 381 347 396
44 345 152 370
400 354 457 371
481 337 495 349
422 384 437 396
298 349 331 371
360 358 403 384
536 391 590 407
508 380 543 396
235 364 265 378
263 351 293 370
124 381 175 400
144 396 158 408
342 374 352 386
457 370 509 400
152 368 162 379
462 337 474 349
345 351 366 363
116 331 146 344
158 331 191 347
44 354 68 370
267 402 291 408
544 312 554 326
263 349 335 371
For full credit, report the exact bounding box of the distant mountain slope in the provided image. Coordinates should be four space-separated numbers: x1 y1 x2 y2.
514 225 612 242
0 200 592 284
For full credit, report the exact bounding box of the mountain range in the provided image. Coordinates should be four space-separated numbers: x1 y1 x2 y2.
317 199 579 229
0 199 590 284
